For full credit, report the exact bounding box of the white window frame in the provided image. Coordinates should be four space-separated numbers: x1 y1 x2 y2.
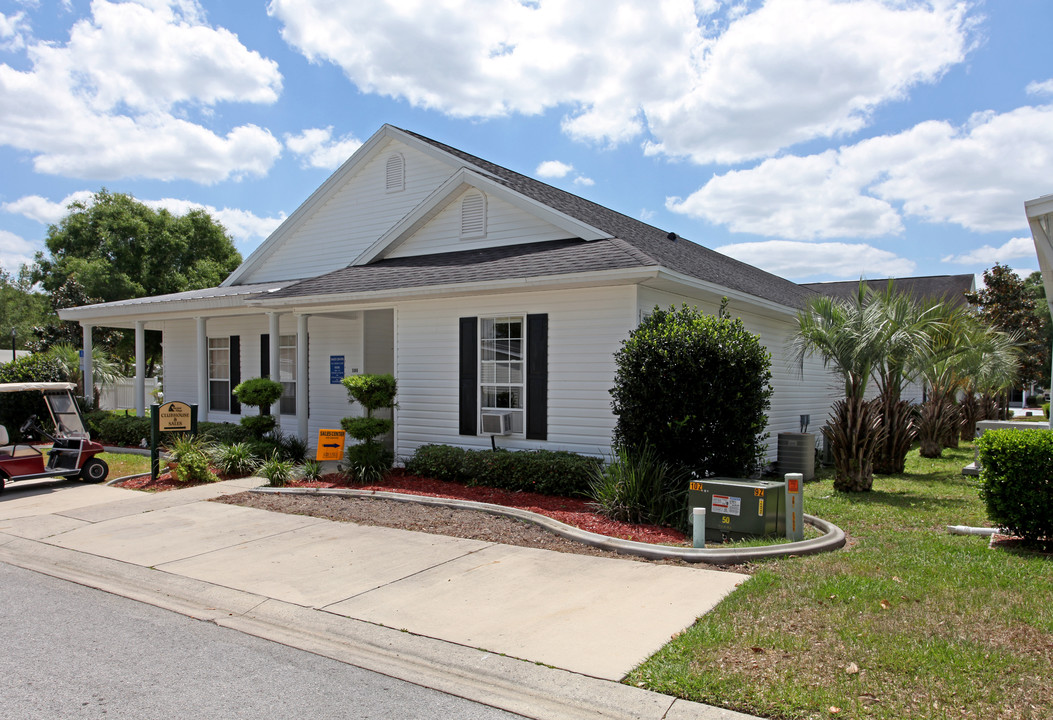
208 337 230 413
278 334 296 415
479 315 525 436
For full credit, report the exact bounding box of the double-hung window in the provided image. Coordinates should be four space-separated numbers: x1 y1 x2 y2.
479 316 525 434
279 334 296 415
208 337 230 412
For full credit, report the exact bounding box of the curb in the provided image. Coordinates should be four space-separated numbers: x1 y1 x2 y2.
251 486 846 564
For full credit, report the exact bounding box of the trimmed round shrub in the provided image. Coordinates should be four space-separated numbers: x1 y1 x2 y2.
405 444 467 482
232 377 283 409
611 304 773 478
977 428 1053 548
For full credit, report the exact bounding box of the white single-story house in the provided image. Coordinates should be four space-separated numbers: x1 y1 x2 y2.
60 125 843 461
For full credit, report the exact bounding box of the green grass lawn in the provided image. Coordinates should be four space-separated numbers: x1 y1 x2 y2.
629 442 1053 720
99 451 151 479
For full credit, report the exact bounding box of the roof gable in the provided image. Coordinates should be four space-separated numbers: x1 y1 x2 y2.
357 168 609 264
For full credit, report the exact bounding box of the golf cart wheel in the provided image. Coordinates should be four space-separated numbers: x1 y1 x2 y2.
79 458 109 483
0 471 6 493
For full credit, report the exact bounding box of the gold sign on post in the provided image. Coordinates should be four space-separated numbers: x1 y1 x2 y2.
158 401 193 432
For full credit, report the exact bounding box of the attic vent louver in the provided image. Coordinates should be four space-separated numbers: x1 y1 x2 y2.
461 191 487 239
385 153 405 192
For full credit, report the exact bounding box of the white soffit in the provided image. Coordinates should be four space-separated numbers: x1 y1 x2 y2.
1026 193 1053 314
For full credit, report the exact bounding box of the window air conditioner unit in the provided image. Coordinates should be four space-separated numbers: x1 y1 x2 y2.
481 412 512 435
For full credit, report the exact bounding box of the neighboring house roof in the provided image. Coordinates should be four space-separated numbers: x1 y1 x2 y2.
801 274 976 308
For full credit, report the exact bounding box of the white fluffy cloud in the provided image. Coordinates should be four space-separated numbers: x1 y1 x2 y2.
0 0 283 182
1027 79 1053 96
270 0 971 164
1 191 95 225
669 102 1053 238
0 11 30 51
535 160 573 178
284 127 363 170
942 237 1035 265
2 192 284 250
0 229 39 274
717 240 916 280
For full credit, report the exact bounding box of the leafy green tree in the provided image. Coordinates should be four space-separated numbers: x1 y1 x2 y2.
0 265 52 354
611 302 773 479
31 189 242 368
1025 270 1052 387
965 265 1046 390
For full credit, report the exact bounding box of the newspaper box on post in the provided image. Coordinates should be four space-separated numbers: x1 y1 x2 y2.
316 429 347 462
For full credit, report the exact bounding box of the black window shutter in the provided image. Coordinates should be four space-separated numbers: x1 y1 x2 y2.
526 314 548 440
260 334 270 377
229 336 241 414
459 317 478 435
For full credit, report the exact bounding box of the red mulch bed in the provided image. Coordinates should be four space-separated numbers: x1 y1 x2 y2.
115 467 687 545
287 469 688 545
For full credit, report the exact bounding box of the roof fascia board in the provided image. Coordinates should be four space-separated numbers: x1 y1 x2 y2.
222 125 405 287
354 168 610 265
58 296 273 323
247 267 660 311
644 269 799 318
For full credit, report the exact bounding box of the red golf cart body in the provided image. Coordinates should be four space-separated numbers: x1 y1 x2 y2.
0 382 108 491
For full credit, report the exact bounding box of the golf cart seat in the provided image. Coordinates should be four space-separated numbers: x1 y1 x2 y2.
0 425 40 459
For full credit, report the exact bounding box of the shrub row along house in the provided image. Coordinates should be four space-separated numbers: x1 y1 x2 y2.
62 124 944 462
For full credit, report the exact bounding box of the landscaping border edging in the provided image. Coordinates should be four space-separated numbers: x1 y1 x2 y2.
249 486 846 564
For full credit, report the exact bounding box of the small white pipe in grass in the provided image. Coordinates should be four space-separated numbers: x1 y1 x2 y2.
693 507 706 548
947 525 998 536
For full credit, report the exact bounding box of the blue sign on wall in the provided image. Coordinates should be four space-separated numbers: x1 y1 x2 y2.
330 355 345 384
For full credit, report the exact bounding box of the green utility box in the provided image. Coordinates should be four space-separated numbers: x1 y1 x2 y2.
687 478 785 543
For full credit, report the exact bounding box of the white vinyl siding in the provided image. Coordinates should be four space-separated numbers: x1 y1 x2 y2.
395 285 635 457
245 140 453 283
386 191 571 259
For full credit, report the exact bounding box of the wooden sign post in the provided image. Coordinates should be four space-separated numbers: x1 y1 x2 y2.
151 401 197 482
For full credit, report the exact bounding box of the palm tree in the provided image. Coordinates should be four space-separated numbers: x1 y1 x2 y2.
912 311 1018 457
870 285 945 473
792 284 888 492
45 343 126 407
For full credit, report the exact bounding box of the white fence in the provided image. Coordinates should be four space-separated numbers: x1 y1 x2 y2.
98 378 159 411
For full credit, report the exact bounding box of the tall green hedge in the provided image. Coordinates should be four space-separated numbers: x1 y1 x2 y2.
976 428 1053 548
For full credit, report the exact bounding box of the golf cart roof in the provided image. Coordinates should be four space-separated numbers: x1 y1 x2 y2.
0 382 76 393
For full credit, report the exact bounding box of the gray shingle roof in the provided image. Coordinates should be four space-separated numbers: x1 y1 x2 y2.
395 128 814 309
264 238 653 300
801 275 975 308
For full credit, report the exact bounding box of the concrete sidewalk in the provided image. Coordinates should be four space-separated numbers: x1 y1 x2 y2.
0 478 760 720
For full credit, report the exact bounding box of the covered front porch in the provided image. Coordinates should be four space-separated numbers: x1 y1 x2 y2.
58 284 395 447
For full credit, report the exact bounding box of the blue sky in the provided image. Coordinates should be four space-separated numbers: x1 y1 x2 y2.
1 0 1051 287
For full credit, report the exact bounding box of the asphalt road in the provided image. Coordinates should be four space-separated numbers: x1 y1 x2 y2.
0 562 525 720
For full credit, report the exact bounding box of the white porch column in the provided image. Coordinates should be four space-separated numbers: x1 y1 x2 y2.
134 320 146 416
81 324 93 405
1025 193 1053 429
268 312 281 381
296 313 309 441
196 317 209 422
